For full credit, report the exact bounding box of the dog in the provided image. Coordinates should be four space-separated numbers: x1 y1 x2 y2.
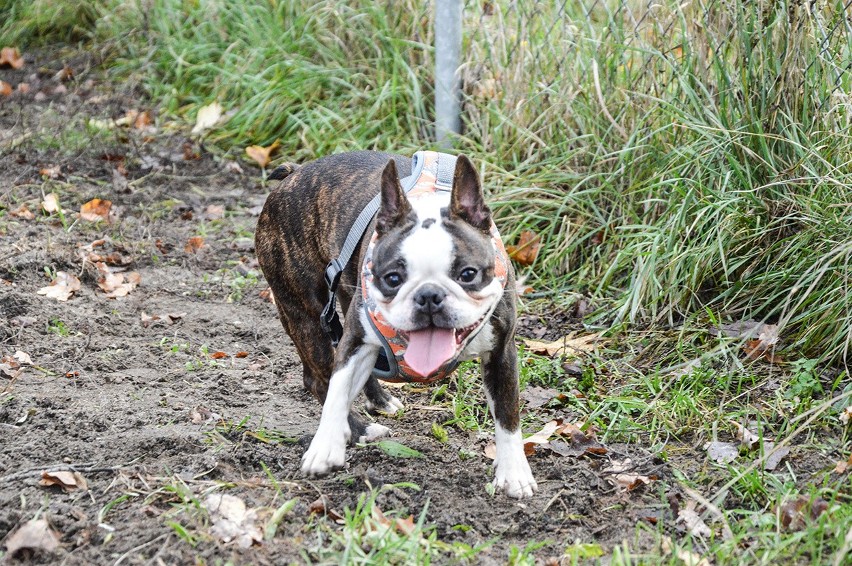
255 150 537 498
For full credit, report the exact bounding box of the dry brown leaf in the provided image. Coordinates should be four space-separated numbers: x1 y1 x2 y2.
204 493 262 549
10 204 35 220
731 421 761 450
55 65 73 81
523 332 602 357
39 470 88 492
210 351 229 360
778 495 829 531
246 141 280 168
41 193 60 213
4 519 59 557
192 102 223 134
95 262 140 298
80 198 112 223
259 287 275 304
140 312 186 328
483 441 497 460
133 110 152 129
505 230 541 266
609 471 656 492
37 272 81 301
833 453 852 474
234 351 249 358
840 406 852 425
761 442 791 471
308 495 343 521
0 80 11 96
549 422 608 456
0 47 24 69
185 236 205 253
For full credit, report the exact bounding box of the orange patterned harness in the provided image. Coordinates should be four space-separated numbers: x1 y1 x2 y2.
361 151 509 383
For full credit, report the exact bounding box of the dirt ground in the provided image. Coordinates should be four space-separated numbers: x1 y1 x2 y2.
4 52 835 566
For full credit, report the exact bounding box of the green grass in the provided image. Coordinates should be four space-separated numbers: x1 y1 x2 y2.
3 0 851 363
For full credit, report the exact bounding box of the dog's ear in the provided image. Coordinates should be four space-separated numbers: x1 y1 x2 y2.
377 159 413 235
450 155 492 232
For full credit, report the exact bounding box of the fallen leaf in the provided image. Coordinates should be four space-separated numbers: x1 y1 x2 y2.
761 442 790 471
190 405 221 424
37 272 81 301
80 198 112 222
204 204 225 220
192 102 223 134
235 351 249 358
245 141 280 168
0 47 24 69
185 236 205 253
0 80 11 96
840 406 851 425
140 312 186 327
204 493 262 549
259 287 275 304
548 422 608 457
13 351 32 365
778 495 829 531
833 453 852 474
608 471 656 492
4 519 59 556
210 351 229 360
375 440 423 458
41 193 60 213
520 386 560 409
39 165 61 179
1 355 22 378
661 536 711 566
523 333 602 357
676 499 712 538
55 65 73 81
506 230 541 266
731 421 761 450
308 495 344 521
704 441 738 464
225 161 244 174
95 262 140 298
39 470 88 492
10 204 35 219
523 419 562 448
133 110 152 129
17 82 29 93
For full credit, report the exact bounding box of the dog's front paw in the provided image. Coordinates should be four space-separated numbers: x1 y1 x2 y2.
493 455 537 499
301 436 346 477
366 394 404 415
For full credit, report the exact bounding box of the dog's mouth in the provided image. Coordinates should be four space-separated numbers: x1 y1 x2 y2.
402 315 486 377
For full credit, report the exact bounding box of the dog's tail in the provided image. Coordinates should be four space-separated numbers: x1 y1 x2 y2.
268 162 300 181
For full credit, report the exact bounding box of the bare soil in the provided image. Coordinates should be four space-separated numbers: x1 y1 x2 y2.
1 51 839 566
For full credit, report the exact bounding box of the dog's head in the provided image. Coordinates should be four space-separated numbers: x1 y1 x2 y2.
365 155 505 376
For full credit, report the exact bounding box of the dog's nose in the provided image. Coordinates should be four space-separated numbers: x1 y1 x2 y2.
413 284 445 313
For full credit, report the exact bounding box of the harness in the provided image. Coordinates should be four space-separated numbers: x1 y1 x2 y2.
320 151 509 383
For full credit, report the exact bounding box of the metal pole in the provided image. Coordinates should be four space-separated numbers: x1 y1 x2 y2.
435 0 462 148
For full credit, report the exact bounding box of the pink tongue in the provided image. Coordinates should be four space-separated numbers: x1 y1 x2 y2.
403 327 456 377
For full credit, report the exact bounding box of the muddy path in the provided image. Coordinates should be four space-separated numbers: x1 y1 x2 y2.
0 53 742 565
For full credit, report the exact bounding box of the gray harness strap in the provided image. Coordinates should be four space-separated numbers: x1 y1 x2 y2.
320 152 458 352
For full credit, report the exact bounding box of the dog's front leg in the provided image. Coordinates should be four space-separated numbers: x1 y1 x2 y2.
482 338 538 498
301 343 380 476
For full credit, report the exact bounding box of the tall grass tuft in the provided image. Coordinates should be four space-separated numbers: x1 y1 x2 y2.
3 0 852 363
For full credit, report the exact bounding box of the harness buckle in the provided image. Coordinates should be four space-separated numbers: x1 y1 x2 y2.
324 259 343 291
320 296 343 347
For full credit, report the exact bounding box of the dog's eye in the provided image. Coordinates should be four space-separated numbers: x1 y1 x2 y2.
459 268 478 283
383 272 403 288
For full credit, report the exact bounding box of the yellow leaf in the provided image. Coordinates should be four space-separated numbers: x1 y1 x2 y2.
192 102 223 134
245 141 280 168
